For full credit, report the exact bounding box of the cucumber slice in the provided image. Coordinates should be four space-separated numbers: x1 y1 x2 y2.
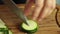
0 19 5 25
9 30 13 34
0 32 4 34
0 19 13 34
21 20 38 33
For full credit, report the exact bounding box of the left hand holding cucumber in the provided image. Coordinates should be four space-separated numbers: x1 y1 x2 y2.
24 0 56 22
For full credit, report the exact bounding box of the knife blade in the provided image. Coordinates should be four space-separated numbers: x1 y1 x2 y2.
2 0 29 25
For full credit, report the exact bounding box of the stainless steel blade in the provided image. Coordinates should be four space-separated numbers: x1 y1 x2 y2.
2 0 29 25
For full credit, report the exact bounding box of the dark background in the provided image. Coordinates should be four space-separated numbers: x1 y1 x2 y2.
0 0 26 4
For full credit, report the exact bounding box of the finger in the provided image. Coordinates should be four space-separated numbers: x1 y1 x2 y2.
24 0 34 16
32 0 44 20
38 0 56 21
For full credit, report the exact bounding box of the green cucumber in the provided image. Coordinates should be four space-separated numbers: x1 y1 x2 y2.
0 19 13 34
0 19 5 25
9 30 13 34
20 20 38 33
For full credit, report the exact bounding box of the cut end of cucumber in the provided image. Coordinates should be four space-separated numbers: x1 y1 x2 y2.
21 20 38 33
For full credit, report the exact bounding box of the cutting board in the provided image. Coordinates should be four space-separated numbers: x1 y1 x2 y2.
0 4 60 34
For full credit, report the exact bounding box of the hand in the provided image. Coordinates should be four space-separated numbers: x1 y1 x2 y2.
24 0 56 22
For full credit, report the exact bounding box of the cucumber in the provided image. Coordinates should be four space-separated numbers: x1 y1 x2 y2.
0 19 5 25
9 30 13 34
20 20 38 33
0 19 13 34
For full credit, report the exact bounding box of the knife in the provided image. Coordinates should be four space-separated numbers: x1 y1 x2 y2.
2 0 29 25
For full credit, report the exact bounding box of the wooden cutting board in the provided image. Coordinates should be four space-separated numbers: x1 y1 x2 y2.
0 4 60 34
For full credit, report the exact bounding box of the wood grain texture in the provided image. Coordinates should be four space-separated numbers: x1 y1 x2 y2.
0 4 60 34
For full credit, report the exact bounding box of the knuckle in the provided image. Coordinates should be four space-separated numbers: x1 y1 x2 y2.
35 0 44 7
36 3 44 8
46 4 55 9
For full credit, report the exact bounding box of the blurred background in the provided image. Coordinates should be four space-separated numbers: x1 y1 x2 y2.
0 0 60 5
0 0 26 4
57 0 60 5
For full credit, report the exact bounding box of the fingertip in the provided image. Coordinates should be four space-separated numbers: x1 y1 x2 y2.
37 16 44 22
32 17 36 20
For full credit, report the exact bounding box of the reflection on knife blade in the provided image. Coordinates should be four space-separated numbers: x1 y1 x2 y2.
2 0 29 25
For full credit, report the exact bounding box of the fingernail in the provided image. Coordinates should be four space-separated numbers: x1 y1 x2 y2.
32 16 36 20
37 18 43 22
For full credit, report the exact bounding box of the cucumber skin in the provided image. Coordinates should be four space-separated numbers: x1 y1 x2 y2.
19 23 38 33
0 28 9 34
19 20 39 33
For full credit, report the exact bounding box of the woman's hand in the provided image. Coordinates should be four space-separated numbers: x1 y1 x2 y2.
24 0 56 22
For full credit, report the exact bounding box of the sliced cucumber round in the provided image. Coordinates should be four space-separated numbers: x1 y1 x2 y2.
20 20 38 33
